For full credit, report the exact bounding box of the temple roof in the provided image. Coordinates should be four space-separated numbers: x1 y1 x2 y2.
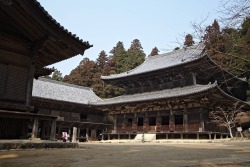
0 0 92 74
91 83 216 106
32 78 101 105
101 44 205 80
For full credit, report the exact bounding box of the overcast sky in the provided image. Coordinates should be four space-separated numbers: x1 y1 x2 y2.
38 0 221 76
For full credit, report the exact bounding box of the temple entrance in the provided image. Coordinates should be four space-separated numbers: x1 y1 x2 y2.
175 115 184 131
137 117 143 126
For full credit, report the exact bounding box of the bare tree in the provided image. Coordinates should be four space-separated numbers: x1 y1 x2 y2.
219 0 250 27
209 102 244 138
190 15 210 42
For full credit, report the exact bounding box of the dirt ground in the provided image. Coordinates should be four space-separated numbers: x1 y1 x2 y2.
0 141 249 167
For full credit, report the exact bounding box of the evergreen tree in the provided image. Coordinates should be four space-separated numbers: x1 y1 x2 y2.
63 58 98 87
127 39 146 70
150 47 159 56
51 69 63 81
184 34 194 47
203 18 250 101
110 41 128 73
96 50 108 70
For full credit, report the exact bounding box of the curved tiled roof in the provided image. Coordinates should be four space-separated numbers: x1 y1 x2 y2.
91 83 216 106
32 78 101 105
101 44 205 80
34 0 92 48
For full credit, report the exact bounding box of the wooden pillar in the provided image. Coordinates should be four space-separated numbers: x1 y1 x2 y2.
86 128 89 141
114 115 117 133
166 133 168 139
31 118 39 139
214 133 216 140
180 133 183 139
156 112 161 132
26 56 35 107
169 108 175 131
199 112 205 132
208 133 211 140
144 112 149 132
101 129 104 141
129 134 131 140
122 114 127 130
50 119 56 140
192 73 197 85
72 127 77 142
77 128 80 141
197 133 199 140
68 128 71 140
132 113 137 131
183 106 188 132
108 134 110 140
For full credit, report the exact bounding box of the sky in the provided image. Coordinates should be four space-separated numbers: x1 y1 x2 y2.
38 0 222 76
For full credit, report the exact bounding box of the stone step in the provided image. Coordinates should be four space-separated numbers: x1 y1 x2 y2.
134 134 156 142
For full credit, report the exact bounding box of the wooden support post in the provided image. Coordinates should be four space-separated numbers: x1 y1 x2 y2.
199 112 204 132
220 134 223 139
114 115 117 133
101 129 104 141
118 134 120 140
31 118 39 139
214 133 216 140
144 114 149 132
169 114 175 131
180 133 183 139
197 133 199 140
208 133 211 140
72 127 77 142
133 112 137 131
192 73 197 85
26 56 35 107
68 128 71 141
108 134 110 140
86 128 89 141
166 134 168 139
156 112 161 132
129 134 131 140
50 119 56 140
77 128 80 141
183 106 188 132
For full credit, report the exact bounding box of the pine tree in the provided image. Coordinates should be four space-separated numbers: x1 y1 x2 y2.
51 69 63 81
184 34 194 47
150 47 159 56
96 50 108 70
127 39 146 70
63 58 98 87
110 41 128 73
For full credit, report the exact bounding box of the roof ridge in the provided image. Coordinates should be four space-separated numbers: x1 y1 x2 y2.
37 78 93 90
101 43 205 80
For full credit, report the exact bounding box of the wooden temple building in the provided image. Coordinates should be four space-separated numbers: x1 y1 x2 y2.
32 78 111 141
0 0 249 142
0 0 110 140
91 44 249 140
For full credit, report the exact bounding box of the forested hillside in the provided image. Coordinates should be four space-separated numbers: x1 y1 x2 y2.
63 39 146 98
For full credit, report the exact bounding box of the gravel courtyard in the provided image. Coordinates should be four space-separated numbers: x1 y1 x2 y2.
0 141 249 167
